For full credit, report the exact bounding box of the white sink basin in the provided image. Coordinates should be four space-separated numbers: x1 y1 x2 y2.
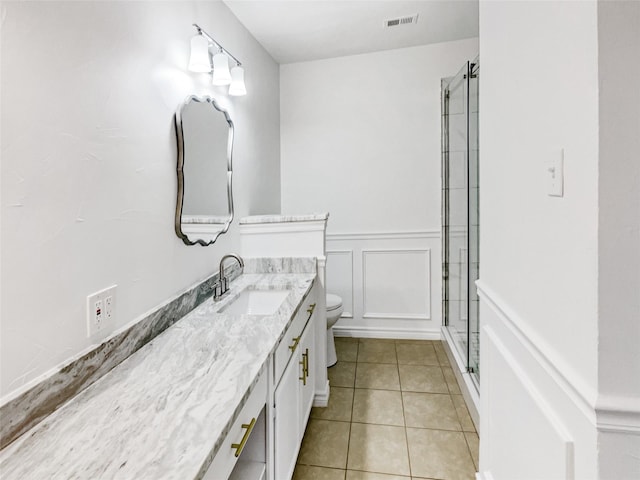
221 289 291 316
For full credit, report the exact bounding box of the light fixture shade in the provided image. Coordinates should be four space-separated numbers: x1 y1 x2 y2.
188 34 211 72
212 52 232 86
229 66 247 96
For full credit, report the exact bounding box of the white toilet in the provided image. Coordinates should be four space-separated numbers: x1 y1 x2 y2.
325 294 344 367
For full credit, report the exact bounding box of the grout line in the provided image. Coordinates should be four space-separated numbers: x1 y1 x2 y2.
342 340 358 472
463 430 480 472
396 342 414 477
346 467 414 478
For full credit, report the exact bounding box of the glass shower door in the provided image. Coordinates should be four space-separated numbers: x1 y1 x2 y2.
442 59 480 388
442 62 470 365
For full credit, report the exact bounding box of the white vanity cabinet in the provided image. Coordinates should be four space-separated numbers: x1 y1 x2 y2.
272 283 318 480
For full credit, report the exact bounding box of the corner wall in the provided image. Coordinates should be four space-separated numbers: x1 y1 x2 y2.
0 1 280 399
479 1 640 479
280 38 478 339
596 1 640 477
478 1 600 478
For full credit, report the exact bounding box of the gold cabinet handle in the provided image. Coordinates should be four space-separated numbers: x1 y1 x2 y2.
289 336 301 352
231 417 256 458
306 303 316 316
299 348 309 385
299 355 306 385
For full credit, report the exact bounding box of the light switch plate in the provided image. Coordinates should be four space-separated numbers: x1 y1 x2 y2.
546 149 564 197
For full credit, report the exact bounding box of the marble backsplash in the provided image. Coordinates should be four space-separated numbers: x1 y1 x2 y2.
0 264 241 450
244 256 317 274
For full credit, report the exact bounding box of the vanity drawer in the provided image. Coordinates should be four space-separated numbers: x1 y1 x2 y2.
203 368 267 480
273 292 317 385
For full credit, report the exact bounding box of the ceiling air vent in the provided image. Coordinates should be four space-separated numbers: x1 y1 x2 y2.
384 14 419 28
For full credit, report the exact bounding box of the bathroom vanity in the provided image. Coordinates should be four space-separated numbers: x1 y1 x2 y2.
0 265 323 480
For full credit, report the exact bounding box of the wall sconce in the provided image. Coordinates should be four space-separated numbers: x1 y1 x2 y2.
188 24 246 97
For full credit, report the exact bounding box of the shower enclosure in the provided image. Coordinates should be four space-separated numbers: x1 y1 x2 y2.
441 58 480 392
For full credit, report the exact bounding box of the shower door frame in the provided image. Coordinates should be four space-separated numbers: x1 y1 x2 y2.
441 58 480 393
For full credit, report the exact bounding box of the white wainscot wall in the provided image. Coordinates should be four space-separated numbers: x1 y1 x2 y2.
327 231 442 340
477 281 598 480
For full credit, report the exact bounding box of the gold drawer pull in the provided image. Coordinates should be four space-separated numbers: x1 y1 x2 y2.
299 348 309 385
289 336 301 352
306 303 316 315
299 356 306 385
231 417 256 457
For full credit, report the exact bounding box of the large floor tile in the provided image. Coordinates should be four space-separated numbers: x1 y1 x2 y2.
335 340 358 362
347 423 410 476
357 340 397 364
464 431 479 470
293 465 346 480
406 428 476 480
312 387 354 422
451 395 476 432
355 363 400 391
346 471 410 480
352 389 404 426
398 365 448 393
402 392 461 431
297 419 351 469
442 366 462 394
434 343 450 366
395 342 438 366
329 361 357 388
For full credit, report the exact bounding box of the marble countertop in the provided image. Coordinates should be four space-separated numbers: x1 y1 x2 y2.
239 213 329 224
0 272 315 480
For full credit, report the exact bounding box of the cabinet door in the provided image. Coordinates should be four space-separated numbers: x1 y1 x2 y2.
273 354 300 480
298 321 315 439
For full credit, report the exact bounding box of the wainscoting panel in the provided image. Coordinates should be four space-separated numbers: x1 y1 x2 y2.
477 281 598 480
362 248 430 320
325 250 354 318
484 326 574 480
326 231 441 339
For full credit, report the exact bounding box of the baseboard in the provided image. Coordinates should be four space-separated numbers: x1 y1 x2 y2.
313 380 330 407
333 325 442 340
476 471 494 480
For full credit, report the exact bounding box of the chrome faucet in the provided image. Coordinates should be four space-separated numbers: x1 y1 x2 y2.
213 253 244 301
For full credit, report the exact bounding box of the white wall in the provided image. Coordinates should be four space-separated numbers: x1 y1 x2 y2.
280 39 478 338
0 1 280 399
596 1 640 477
479 1 639 479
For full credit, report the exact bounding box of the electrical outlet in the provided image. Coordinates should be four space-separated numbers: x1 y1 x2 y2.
104 295 114 321
87 285 117 337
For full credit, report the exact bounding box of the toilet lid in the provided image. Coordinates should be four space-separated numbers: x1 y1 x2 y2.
326 294 343 311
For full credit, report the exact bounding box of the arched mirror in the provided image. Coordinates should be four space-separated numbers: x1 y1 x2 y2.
175 95 234 246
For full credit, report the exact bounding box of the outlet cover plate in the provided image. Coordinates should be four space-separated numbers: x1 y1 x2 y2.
87 285 117 337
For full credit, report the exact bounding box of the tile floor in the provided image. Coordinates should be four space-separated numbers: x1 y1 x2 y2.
293 338 478 480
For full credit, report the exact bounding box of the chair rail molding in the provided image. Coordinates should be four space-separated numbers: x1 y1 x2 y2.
326 229 441 241
476 279 597 424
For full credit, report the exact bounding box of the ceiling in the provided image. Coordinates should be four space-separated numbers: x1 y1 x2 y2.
223 1 479 64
